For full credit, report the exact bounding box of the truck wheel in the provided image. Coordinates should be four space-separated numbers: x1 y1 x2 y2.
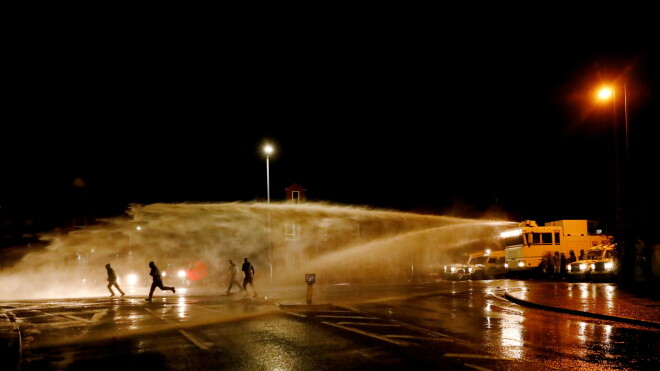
455 270 464 280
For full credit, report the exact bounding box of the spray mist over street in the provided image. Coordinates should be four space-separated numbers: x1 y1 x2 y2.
0 202 515 300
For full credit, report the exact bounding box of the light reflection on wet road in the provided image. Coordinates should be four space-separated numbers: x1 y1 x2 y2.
2 280 659 370
351 280 660 371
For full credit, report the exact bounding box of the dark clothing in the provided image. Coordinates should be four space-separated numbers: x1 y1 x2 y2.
241 261 255 278
107 267 118 282
149 265 163 284
106 265 125 296
568 252 577 264
147 263 175 300
241 260 257 296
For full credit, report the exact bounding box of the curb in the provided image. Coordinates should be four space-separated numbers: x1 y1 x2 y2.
503 292 660 329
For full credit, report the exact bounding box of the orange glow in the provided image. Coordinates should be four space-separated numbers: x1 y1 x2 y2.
597 87 613 100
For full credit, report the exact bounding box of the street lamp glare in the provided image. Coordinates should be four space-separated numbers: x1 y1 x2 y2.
264 144 273 155
597 87 613 100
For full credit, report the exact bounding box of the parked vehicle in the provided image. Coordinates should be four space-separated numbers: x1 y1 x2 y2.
444 251 478 280
443 249 506 280
470 250 507 280
567 243 618 281
502 220 611 277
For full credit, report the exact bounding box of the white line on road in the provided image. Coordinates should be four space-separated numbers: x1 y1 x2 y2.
442 353 514 361
464 363 491 371
336 322 401 327
145 307 213 350
321 321 411 347
179 329 210 350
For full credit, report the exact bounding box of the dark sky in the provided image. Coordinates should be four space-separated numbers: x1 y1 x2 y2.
2 24 658 231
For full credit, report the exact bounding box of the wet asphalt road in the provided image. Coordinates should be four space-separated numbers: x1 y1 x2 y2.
2 280 659 370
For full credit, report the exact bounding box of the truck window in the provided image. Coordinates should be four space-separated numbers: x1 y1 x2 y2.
554 232 560 244
504 234 524 247
530 233 553 245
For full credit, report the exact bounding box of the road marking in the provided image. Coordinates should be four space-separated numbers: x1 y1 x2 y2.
195 306 223 313
321 321 411 346
145 307 213 350
464 363 491 371
316 315 378 319
42 311 92 323
442 353 514 361
90 310 108 322
285 312 307 318
178 329 210 350
385 335 453 342
336 322 401 327
144 308 165 320
388 319 450 338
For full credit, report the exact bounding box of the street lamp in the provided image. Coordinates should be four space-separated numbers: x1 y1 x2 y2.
597 84 630 223
263 143 274 282
597 83 631 280
597 84 629 162
264 144 273 203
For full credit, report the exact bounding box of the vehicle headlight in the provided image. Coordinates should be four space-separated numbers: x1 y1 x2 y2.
567 265 572 272
444 266 448 272
518 261 525 268
468 267 473 273
504 262 509 268
590 263 595 270
579 263 587 272
604 262 614 270
178 269 187 278
162 271 167 277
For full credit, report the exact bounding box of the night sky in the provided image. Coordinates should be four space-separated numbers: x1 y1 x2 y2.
2 25 658 233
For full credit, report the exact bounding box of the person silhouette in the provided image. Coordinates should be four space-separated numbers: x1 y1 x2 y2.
145 261 175 302
226 259 245 294
579 249 586 260
241 258 257 298
105 263 125 297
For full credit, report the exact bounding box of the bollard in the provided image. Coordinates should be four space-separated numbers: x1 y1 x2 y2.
305 273 316 304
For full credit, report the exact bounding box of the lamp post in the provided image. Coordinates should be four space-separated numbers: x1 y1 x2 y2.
597 83 631 281
264 144 274 282
597 84 629 231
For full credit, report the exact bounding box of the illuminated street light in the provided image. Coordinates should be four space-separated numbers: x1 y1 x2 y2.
264 144 273 203
263 143 274 282
596 83 631 279
597 84 629 159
